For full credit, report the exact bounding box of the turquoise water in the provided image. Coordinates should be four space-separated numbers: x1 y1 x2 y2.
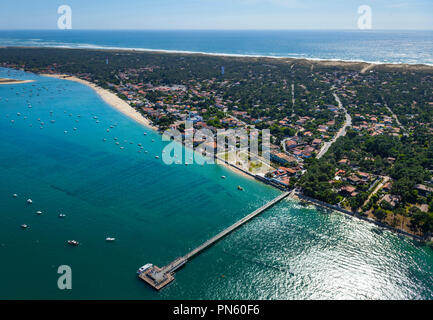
1 68 433 300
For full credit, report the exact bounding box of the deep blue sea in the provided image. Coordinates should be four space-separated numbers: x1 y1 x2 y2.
1 67 433 300
0 30 432 65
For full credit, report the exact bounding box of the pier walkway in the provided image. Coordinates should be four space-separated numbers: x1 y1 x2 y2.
139 190 294 290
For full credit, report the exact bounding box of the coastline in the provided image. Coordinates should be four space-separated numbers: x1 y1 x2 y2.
37 72 426 242
20 51 427 242
40 73 259 182
6 45 433 69
0 78 34 85
40 73 159 131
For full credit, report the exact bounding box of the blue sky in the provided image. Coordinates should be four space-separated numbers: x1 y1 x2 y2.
0 0 432 30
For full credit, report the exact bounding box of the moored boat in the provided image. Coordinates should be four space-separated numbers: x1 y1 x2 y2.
67 240 79 246
137 263 153 275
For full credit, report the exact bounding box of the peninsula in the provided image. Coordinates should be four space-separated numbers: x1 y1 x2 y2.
1 46 433 240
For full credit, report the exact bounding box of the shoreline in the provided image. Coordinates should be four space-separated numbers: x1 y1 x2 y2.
38 72 426 242
40 73 259 182
0 78 34 85
40 74 159 131
6 45 433 70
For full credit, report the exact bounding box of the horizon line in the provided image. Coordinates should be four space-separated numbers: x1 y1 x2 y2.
0 28 432 32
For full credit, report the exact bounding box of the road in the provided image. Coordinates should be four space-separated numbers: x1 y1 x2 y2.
359 176 390 212
316 92 352 159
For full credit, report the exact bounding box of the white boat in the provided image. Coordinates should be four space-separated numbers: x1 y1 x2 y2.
221 176 226 179
106 237 116 242
26 199 33 204
137 263 153 275
67 240 79 246
155 156 159 159
59 214 66 218
36 211 42 215
12 194 18 198
21 224 28 229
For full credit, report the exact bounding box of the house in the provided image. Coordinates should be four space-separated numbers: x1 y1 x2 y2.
340 185 357 197
348 175 362 185
312 138 322 146
357 171 370 182
381 194 401 208
338 159 350 165
335 169 346 177
270 152 296 165
382 182 392 192
285 140 297 149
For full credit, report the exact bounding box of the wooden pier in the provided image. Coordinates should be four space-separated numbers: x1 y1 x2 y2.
138 190 294 290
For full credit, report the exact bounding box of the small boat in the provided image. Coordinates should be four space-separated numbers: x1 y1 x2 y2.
143 133 147 136
237 186 244 191
13 194 18 198
64 131 68 134
155 156 160 159
59 214 66 218
137 263 153 275
21 224 28 229
26 199 33 204
36 211 42 215
221 176 226 179
67 240 79 246
106 237 116 242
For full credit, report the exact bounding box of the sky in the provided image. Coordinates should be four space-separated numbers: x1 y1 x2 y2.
0 0 432 30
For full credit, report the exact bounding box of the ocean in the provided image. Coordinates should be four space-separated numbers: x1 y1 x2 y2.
1 67 433 300
0 30 432 65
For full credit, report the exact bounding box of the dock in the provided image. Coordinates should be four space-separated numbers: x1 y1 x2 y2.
138 190 294 290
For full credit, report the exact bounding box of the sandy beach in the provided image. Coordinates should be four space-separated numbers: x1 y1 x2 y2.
39 73 261 182
40 74 158 131
0 78 34 85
